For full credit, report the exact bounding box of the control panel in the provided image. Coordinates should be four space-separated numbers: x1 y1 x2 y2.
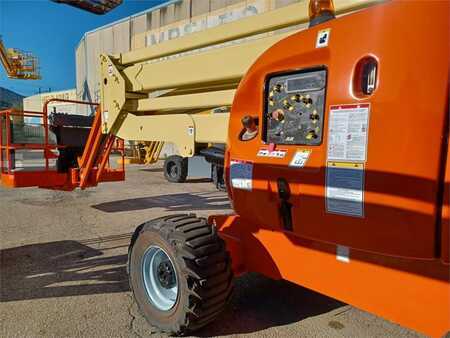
264 68 327 145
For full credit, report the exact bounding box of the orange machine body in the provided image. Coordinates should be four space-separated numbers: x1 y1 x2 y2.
211 1 449 336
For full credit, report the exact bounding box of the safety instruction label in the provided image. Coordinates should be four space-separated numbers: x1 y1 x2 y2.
230 160 253 191
289 150 311 168
327 104 370 162
326 162 364 217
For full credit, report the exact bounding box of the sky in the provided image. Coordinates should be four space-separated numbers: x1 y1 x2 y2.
0 0 165 97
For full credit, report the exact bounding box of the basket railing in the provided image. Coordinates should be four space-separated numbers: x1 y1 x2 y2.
0 100 125 189
0 109 59 174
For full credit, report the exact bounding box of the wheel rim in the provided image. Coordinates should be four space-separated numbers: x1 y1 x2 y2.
167 162 178 178
142 246 178 311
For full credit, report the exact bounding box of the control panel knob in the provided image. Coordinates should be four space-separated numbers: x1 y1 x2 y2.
291 94 303 102
271 109 285 121
302 95 313 107
273 83 284 93
306 130 318 140
310 110 320 122
283 99 294 111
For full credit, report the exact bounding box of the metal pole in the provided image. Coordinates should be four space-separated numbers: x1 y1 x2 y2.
5 111 11 173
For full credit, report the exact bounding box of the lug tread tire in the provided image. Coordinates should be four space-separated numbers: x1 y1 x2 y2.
128 214 233 336
163 155 188 183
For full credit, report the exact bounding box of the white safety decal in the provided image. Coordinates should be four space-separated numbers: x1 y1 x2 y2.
187 126 194 136
316 29 330 48
102 110 109 122
289 150 311 168
327 104 370 162
230 160 253 191
257 149 286 158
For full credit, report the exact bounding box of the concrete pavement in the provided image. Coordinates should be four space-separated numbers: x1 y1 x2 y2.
0 162 423 338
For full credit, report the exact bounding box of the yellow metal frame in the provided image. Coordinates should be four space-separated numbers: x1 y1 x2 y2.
143 141 164 164
116 111 229 157
119 0 379 66
99 0 380 158
121 141 165 165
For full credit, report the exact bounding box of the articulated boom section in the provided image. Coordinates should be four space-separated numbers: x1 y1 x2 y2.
98 0 377 158
0 0 376 190
0 99 124 190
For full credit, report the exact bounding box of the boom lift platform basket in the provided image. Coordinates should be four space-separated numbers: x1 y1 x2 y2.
0 99 124 190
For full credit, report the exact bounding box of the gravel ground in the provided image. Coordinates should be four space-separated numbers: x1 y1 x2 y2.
0 162 423 338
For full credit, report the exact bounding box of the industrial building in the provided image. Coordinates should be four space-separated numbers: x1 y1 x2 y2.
23 88 77 114
75 0 301 111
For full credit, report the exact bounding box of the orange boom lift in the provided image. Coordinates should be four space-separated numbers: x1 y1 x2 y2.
1 1 448 337
0 36 40 80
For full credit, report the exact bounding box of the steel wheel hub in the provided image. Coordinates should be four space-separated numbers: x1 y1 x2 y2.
157 261 176 288
142 246 178 311
169 163 178 178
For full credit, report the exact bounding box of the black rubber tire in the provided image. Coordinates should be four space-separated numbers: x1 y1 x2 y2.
128 214 233 336
163 155 188 183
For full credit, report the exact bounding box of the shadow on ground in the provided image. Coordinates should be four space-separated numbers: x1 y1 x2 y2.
196 272 344 336
0 234 131 302
139 168 164 173
184 178 212 183
1 236 344 336
91 191 230 213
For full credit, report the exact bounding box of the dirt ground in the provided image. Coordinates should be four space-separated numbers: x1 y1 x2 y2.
0 162 423 338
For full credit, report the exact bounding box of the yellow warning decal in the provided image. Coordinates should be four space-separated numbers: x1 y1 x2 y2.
327 161 363 169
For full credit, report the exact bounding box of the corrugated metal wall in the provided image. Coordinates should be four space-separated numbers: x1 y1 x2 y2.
75 0 301 108
23 89 78 116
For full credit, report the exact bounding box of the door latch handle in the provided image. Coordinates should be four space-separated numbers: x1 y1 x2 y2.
277 178 293 231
